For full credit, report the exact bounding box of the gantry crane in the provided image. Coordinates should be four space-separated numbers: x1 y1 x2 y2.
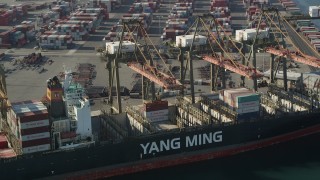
103 19 183 113
0 64 21 155
244 7 320 93
173 14 264 98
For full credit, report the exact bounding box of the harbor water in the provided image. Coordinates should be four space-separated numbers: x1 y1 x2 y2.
110 133 320 180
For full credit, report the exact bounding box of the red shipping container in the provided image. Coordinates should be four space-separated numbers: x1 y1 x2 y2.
21 138 50 147
20 126 50 136
0 135 8 149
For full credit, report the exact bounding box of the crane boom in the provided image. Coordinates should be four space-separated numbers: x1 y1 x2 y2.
127 62 183 89
202 55 264 79
265 47 320 68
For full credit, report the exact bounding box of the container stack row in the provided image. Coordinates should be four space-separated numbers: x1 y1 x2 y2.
219 88 260 121
51 1 73 19
297 20 320 52
88 0 121 12
0 21 36 48
209 0 232 40
0 4 29 26
161 0 194 41
40 5 109 48
56 19 96 33
278 0 299 15
104 0 159 42
88 0 112 12
25 2 48 11
39 35 73 50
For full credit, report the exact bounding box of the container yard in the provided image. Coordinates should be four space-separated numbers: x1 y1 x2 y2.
0 0 319 179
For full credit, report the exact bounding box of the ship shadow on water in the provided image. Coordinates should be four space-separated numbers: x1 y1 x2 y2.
109 133 320 180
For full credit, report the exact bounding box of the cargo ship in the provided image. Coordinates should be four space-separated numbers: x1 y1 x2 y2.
0 65 320 179
1 0 320 180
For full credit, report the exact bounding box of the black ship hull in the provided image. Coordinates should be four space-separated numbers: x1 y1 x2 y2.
1 112 320 179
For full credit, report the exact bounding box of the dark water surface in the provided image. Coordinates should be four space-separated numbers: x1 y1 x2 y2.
110 133 320 180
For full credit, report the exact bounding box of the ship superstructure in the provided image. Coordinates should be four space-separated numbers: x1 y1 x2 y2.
48 70 93 149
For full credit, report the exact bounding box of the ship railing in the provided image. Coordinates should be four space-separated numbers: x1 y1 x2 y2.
261 95 279 109
269 88 311 110
126 106 157 133
176 98 211 125
200 96 237 120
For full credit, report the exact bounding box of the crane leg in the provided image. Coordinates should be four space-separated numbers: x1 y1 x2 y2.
282 57 288 91
179 51 184 96
211 64 216 92
252 46 257 91
270 54 275 83
114 59 122 113
188 51 195 103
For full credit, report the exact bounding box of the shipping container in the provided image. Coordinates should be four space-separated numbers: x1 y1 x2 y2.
143 100 168 112
309 6 320 17
175 34 207 47
0 148 16 158
21 132 50 141
21 138 51 147
88 0 111 12
105 41 137 54
0 135 8 149
143 109 169 117
11 100 48 123
20 119 50 129
20 126 50 136
235 28 269 41
22 143 50 154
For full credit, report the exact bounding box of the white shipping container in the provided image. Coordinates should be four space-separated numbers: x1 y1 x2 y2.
105 41 137 54
144 109 169 117
236 100 260 108
235 28 269 41
175 34 207 47
147 115 168 122
20 119 49 129
22 144 50 154
21 132 50 141
309 6 320 17
236 106 259 113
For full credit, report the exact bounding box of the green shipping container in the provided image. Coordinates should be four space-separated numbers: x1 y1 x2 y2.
237 94 260 103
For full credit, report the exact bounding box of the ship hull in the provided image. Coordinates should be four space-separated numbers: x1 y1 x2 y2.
1 112 320 179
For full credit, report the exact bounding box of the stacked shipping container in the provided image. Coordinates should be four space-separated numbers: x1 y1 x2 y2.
297 20 320 52
88 0 112 12
161 1 194 40
53 24 88 41
8 101 51 154
210 0 232 39
56 20 96 33
104 0 157 42
142 100 169 122
40 35 73 49
219 88 260 121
